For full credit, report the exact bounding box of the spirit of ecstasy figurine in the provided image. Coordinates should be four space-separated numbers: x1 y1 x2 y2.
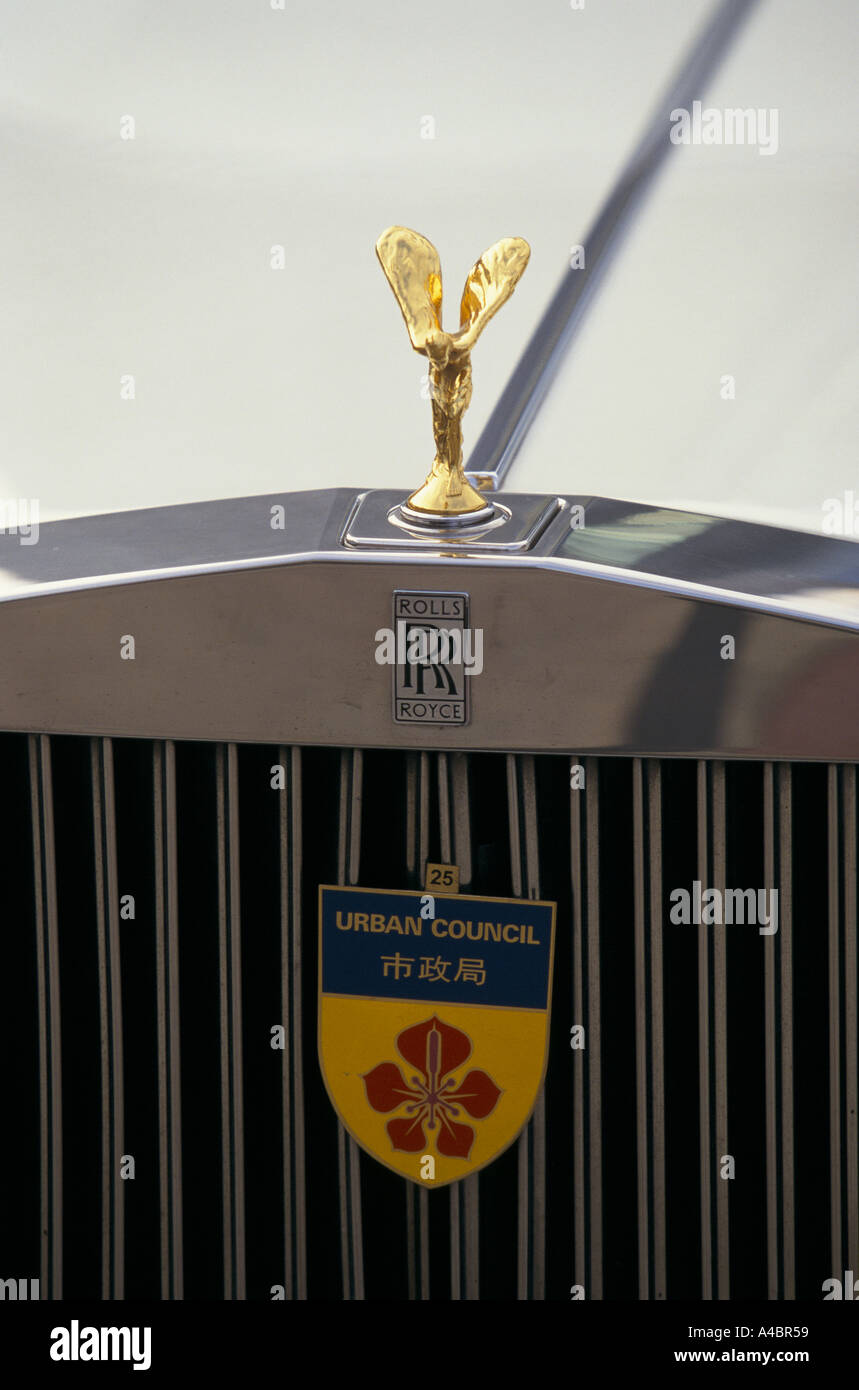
376 226 530 516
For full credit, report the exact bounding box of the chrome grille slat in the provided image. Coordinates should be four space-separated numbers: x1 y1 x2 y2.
279 745 307 1300
696 760 730 1300
763 763 778 1297
696 761 713 1299
153 740 183 1300
29 733 62 1301
586 761 603 1300
711 763 729 1301
335 749 365 1300
647 763 667 1301
632 760 666 1299
508 753 529 1303
336 1125 350 1297
405 751 430 886
827 764 843 1278
347 1140 364 1298
778 765 796 1299
438 752 480 1300
507 754 544 1301
405 1186 431 1302
763 762 795 1299
570 755 604 1299
438 752 461 1302
844 765 858 1270
570 754 586 1292
632 759 648 1297
405 751 431 1301
90 737 125 1300
216 743 246 1299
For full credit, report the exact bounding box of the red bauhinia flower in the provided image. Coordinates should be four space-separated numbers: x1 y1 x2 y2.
362 1016 501 1159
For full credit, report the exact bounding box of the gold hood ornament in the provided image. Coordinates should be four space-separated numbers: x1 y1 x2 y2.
376 226 530 518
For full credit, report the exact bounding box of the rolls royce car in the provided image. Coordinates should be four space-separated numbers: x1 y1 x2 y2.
0 0 856 1316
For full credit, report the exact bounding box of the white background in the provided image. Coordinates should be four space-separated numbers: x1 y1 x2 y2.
1 0 856 533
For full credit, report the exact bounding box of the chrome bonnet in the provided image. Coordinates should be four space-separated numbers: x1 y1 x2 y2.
0 488 856 758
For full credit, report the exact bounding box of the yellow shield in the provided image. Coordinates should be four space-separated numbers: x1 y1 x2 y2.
318 885 556 1188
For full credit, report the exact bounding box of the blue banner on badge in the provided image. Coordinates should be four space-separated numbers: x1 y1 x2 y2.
320 885 553 1009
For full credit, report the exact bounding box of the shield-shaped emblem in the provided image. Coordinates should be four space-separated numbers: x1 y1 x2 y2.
318 884 556 1187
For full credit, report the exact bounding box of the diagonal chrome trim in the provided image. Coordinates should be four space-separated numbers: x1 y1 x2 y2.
466 0 761 491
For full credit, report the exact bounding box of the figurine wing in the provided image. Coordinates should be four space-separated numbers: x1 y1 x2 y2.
458 237 530 350
375 226 443 354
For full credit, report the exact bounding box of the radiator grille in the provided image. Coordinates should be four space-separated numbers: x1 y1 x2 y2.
0 734 856 1301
